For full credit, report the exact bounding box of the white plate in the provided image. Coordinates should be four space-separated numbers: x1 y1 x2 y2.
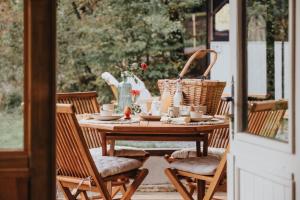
91 114 123 121
140 114 161 121
191 115 213 122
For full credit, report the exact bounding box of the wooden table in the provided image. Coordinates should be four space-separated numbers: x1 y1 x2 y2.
79 119 228 199
78 120 229 156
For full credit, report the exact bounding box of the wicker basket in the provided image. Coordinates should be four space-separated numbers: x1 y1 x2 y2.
158 49 226 115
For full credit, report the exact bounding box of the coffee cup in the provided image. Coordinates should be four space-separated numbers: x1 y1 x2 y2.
190 111 203 118
179 105 191 116
102 104 114 112
192 105 207 114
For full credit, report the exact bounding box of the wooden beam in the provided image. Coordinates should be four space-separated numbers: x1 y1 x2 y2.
24 0 56 199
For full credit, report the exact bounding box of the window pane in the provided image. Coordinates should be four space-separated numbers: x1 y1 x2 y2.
246 0 289 142
0 1 24 149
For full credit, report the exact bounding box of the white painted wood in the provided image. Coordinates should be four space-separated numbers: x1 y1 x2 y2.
228 0 298 200
295 0 300 199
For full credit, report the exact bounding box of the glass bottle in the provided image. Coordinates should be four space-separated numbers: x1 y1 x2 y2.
173 80 183 107
160 81 172 114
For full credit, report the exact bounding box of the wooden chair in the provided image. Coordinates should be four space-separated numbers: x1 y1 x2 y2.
165 96 231 163
247 99 288 138
165 100 287 200
57 92 102 149
56 103 148 200
57 91 149 161
164 95 276 162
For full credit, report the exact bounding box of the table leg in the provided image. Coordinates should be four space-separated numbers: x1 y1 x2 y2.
100 132 107 156
196 141 201 157
203 133 209 156
109 140 116 156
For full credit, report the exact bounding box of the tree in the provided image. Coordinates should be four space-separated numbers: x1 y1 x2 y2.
0 1 23 111
57 0 205 103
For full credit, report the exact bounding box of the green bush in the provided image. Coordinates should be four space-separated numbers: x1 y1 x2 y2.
2 92 22 113
56 0 207 103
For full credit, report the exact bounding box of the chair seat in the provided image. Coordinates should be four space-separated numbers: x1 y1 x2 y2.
170 156 220 176
89 146 148 157
90 153 142 178
171 147 225 160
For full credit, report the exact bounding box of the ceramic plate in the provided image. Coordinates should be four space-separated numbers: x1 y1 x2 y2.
140 114 161 121
191 115 213 122
91 114 123 121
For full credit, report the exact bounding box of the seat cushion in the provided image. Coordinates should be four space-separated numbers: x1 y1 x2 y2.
170 156 220 175
90 152 142 177
171 147 225 160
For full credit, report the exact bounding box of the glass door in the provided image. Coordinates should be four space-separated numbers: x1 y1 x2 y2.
228 0 296 199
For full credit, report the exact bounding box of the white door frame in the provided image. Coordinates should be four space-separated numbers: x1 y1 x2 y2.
228 0 298 199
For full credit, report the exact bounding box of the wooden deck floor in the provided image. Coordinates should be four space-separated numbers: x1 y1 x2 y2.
57 191 227 200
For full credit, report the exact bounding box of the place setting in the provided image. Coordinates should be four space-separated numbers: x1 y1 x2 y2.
77 103 139 124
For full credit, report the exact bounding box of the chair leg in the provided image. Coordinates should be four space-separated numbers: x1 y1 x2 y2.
120 169 148 200
185 177 196 195
120 184 127 194
203 170 226 200
165 168 194 200
57 181 76 200
197 180 205 200
80 191 89 200
106 181 113 196
111 185 121 198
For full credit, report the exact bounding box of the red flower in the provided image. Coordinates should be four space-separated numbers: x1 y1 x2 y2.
140 63 148 71
131 90 140 96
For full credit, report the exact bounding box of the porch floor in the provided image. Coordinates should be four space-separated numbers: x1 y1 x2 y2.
57 191 227 200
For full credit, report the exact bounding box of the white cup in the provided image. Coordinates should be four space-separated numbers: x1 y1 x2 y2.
192 105 207 114
179 105 191 116
102 104 114 111
190 111 203 118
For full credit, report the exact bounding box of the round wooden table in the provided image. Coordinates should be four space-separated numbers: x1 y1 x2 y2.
78 120 229 157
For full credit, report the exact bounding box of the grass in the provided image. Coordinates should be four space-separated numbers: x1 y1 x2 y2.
0 110 289 149
0 111 23 149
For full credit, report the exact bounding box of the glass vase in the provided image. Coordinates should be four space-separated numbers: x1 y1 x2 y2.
117 77 132 112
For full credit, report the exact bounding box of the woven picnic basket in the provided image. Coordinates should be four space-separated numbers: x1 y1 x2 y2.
158 49 226 115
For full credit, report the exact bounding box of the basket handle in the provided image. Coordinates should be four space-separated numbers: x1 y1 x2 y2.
179 49 218 79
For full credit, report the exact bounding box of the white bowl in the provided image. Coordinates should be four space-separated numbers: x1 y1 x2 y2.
190 111 203 118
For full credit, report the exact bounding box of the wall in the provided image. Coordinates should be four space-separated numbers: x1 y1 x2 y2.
211 41 290 99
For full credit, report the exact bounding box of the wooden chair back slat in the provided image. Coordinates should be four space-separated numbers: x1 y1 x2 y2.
208 97 231 148
57 91 100 114
208 98 288 147
247 100 288 138
56 106 92 178
57 92 103 148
